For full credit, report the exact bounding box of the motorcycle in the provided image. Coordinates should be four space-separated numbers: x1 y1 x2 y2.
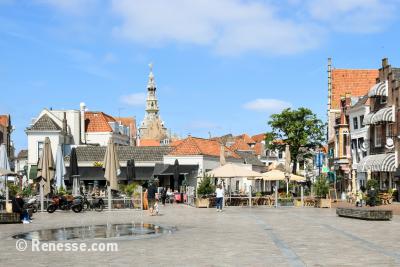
47 195 83 213
25 197 38 213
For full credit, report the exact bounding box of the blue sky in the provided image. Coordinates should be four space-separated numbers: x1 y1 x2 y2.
1 0 400 152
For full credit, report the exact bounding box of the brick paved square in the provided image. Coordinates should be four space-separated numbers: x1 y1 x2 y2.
1 206 400 266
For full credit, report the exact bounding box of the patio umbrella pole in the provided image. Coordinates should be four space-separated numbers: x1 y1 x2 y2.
108 183 111 212
40 179 45 212
275 180 278 208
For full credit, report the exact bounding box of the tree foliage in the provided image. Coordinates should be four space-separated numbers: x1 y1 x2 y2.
313 175 330 198
197 175 215 196
266 107 325 174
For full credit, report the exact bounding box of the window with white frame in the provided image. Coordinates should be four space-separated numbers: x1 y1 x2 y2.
375 125 382 147
38 141 44 159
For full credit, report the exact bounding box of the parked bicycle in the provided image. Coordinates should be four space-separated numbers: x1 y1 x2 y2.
81 195 104 212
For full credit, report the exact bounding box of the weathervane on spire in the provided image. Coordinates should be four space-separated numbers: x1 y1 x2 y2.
149 62 153 72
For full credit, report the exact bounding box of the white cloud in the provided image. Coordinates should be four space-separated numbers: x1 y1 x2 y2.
120 93 146 106
306 0 397 33
111 0 324 55
243 99 292 112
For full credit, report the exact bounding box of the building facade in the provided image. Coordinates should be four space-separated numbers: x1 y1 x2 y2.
357 58 399 191
26 104 132 179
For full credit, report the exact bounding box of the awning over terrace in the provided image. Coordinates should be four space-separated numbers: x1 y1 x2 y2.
357 153 395 172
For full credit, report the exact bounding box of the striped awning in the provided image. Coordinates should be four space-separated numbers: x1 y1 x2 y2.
363 112 375 125
357 153 396 172
368 81 388 97
371 106 394 124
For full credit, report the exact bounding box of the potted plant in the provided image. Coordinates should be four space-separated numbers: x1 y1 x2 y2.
196 175 215 208
313 175 331 208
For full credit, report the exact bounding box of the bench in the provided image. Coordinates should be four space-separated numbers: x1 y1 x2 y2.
336 207 392 221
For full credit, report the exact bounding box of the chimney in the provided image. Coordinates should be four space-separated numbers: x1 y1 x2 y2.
80 102 86 144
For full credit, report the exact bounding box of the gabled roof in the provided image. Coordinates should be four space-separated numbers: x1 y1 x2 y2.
331 69 378 109
237 134 255 144
65 146 173 162
169 136 240 159
229 138 252 151
29 114 61 131
85 112 116 133
350 95 370 110
251 133 266 143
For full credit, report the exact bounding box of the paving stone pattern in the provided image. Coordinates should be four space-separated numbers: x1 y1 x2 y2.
1 206 400 266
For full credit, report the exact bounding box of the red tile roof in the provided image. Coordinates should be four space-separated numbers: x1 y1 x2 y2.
237 134 255 144
0 115 9 127
169 136 240 158
331 69 378 109
170 140 183 147
139 139 160 146
252 143 263 156
230 138 252 151
85 112 116 132
251 133 266 143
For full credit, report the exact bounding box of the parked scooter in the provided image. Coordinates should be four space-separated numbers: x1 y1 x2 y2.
25 197 38 213
47 195 83 213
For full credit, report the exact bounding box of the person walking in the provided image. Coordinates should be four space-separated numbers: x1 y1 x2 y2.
215 184 224 212
147 181 157 215
161 187 167 206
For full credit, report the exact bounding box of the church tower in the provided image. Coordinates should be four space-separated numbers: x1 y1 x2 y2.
138 64 168 142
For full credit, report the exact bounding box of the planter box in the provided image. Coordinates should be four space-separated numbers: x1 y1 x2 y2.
315 198 331 208
294 200 303 207
195 198 210 208
336 208 392 221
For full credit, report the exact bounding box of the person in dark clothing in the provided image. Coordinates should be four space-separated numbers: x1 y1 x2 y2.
161 187 167 206
147 182 157 215
367 186 377 207
12 194 30 223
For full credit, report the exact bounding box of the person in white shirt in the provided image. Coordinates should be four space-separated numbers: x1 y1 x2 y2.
215 184 224 212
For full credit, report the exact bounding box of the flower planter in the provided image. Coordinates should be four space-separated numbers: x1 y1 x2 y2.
315 198 331 208
195 198 210 208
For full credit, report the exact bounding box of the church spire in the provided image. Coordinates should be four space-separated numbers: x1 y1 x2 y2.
145 63 159 114
139 63 168 141
147 63 156 90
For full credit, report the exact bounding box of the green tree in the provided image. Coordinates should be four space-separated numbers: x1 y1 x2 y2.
266 107 325 174
313 175 329 198
197 175 215 196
